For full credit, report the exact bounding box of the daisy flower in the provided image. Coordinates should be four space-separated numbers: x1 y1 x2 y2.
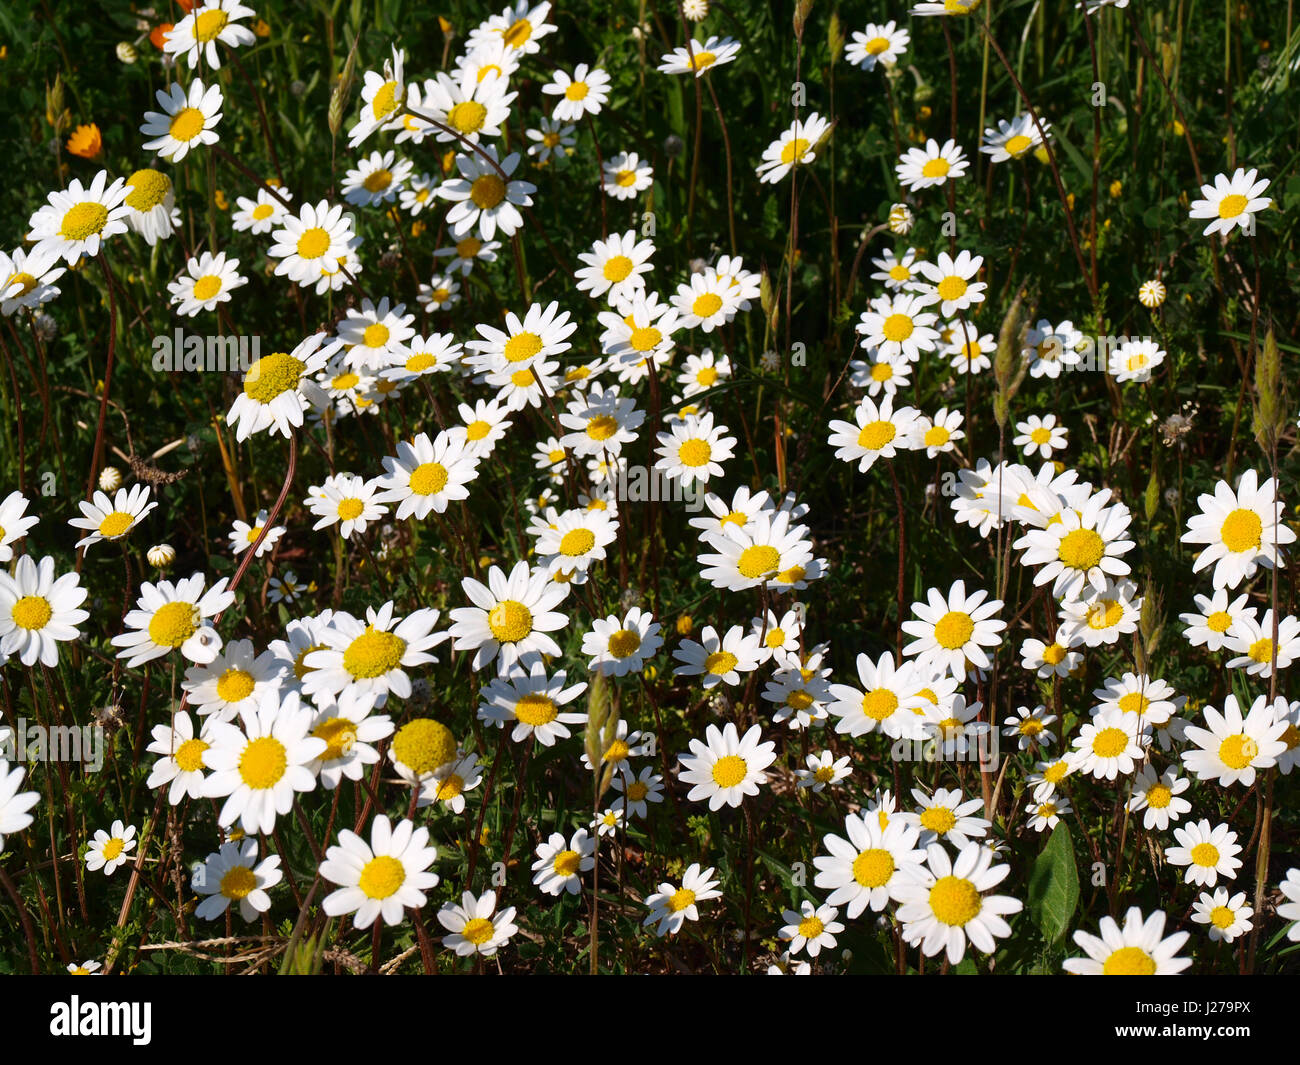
1180 589 1255 651
980 113 1048 162
642 863 722 937
591 807 625 838
466 1 556 55
1224 609 1300 678
1002 705 1057 751
438 889 519 956
1023 318 1084 377
68 484 157 550
855 292 940 361
846 22 909 69
399 172 438 215
779 901 845 957
575 229 654 304
525 117 577 163
182 637 284 722
894 842 1023 965
672 271 740 331
418 753 484 813
227 333 337 441
1020 636 1082 679
1188 167 1271 236
657 36 741 77
192 839 281 923
478 658 587 746
914 251 986 317
202 690 326 836
1191 889 1252 944
827 394 922 473
434 234 501 276
901 787 991 849
233 187 291 234
1058 577 1142 648
1109 338 1166 383
0 758 38 852
112 572 232 667
1014 494 1134 600
339 297 417 372
348 46 405 148
373 431 480 519
677 350 731 398
341 150 413 208
1181 469 1295 589
466 299 576 375
227 510 286 560
1028 758 1074 803
673 624 765 690
677 721 776 810
532 829 595 896
145 710 214 804
901 580 1005 679
655 411 736 487
449 559 570 673
755 112 832 184
27 170 130 265
543 63 611 121
602 151 653 200
437 146 535 241
795 751 852 792
1063 907 1191 974
168 251 247 317
1026 796 1071 832
1277 870 1300 941
140 79 223 162
1013 414 1068 458
1166 820 1242 888
0 491 38 561
612 767 664 819
1068 707 1145 781
306 473 388 540
947 326 995 374
0 555 89 668
814 812 926 917
163 0 255 68
535 509 617 576
423 69 515 145
918 407 965 457
1126 764 1192 831
1182 693 1288 787
1138 279 1167 308
0 245 65 315
85 821 136 875
267 200 359 287
320 815 439 929
896 138 969 191
827 651 925 739
66 961 102 975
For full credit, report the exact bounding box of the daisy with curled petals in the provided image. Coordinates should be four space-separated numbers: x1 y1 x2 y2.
896 138 969 192
643 863 722 937
267 200 359 287
1138 279 1167 308
68 484 156 550
901 787 990 849
0 245 65 316
1167 820 1242 888
846 21 909 70
827 394 922 473
779 901 844 957
86 821 136 875
112 573 232 667
1188 167 1271 237
525 117 576 163
341 150 413 208
575 229 654 304
450 559 570 672
602 151 654 200
901 580 1005 679
0 555 89 668
27 170 129 265
657 36 741 77
917 408 965 458
1224 609 1300 678
467 1 556 54
1182 693 1288 787
856 292 940 362
0 491 37 562
1180 588 1255 651
1014 494 1133 600
1126 764 1192 831
795 751 851 792
1065 906 1190 975
202 690 326 836
466 300 576 376
182 637 284 722
1068 707 1145 781
535 508 618 577
826 652 924 739
306 473 387 540
374 431 480 520
193 839 281 924
914 251 985 317
233 187 291 234
980 113 1048 163
814 811 926 917
532 829 595 896
543 63 611 122
755 113 832 184
0 758 38 851
1058 577 1142 648
655 411 736 487
321 815 438 929
145 710 214 804
1020 635 1082 679
678 721 776 810
1191 889 1252 944
1181 469 1294 589
227 333 337 442
477 658 587 745
439 889 518 956
348 46 405 148
894 842 1022 965
1012 414 1067 459
302 602 446 714
438 147 535 241
140 80 223 162
163 0 255 68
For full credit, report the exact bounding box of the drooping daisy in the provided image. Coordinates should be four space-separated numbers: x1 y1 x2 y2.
896 138 969 191
85 821 136 875
814 812 926 918
27 170 130 265
192 839 281 923
601 151 653 200
66 961 102 975
1063 907 1191 975
438 890 519 956
145 710 214 804
1182 693 1288 787
1167 820 1242 888
827 394 922 473
163 0 256 68
140 79 224 162
894 842 1023 965
1188 167 1271 236
980 113 1048 163
543 63 611 121
0 492 38 562
68 484 157 551
657 36 741 77
320 814 439 929
399 172 438 215
642 863 722 937
478 658 587 745
755 112 832 184
532 829 596 896
677 721 777 810
227 333 337 441
1126 764 1192 831
449 559 570 673
1181 469 1295 589
348 46 406 148
202 690 326 836
845 21 909 70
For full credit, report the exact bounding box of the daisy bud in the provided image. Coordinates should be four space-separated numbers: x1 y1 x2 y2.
116 42 138 64
147 543 175 568
98 466 123 492
887 203 914 235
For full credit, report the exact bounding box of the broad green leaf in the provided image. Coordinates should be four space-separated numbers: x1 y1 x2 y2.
1027 822 1079 942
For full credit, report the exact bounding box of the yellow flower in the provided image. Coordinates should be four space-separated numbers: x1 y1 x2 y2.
676 614 693 636
1033 145 1050 164
411 220 426 238
253 17 271 37
1108 179 1122 198
1172 119 1185 136
66 123 102 160
214 189 229 210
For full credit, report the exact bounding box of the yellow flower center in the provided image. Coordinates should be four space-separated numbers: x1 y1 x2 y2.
174 737 208 773
1190 842 1220 868
391 718 456 775
553 849 581 877
1092 727 1129 758
866 36 891 54
514 693 557 726
780 137 811 166
362 168 393 193
371 80 399 120
312 717 357 762
296 227 331 259
924 426 951 448
615 169 637 187
191 275 222 302
435 773 464 800
669 887 696 912
1145 783 1172 809
220 865 256 900
797 914 825 939
243 352 305 404
1210 905 1236 930
101 838 125 862
488 600 532 643
852 848 895 888
565 82 590 101
448 100 488 134
169 107 207 142
501 17 532 47
1116 692 1150 716
704 650 738 675
933 611 974 650
1218 194 1248 219
461 917 495 944
603 255 634 282
690 50 717 70
881 313 914 342
503 331 543 363
10 595 51 630
124 168 171 211
856 420 896 451
737 544 780 580
559 528 596 557
929 875 981 926
470 174 507 209
628 326 662 352
337 498 365 521
194 8 230 42
1220 508 1263 553
1249 637 1274 664
711 754 747 788
465 420 491 441
216 667 256 704
692 293 723 318
1058 528 1105 570
238 736 288 789
921 157 951 179
456 237 482 258
1003 134 1033 156
342 627 406 678
1218 734 1259 770
608 629 642 657
251 203 274 220
358 855 406 899
862 688 898 720
1206 610 1234 633
920 806 957 835
1103 946 1157 975
148 600 198 647
936 275 968 302
409 462 449 496
585 414 619 441
1086 599 1124 630
59 202 109 241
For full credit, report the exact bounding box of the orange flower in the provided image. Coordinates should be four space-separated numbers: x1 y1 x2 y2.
66 123 102 160
150 22 173 49
253 17 270 37
177 0 196 10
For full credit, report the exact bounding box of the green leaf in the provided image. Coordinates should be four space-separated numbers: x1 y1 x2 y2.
1027 822 1079 942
